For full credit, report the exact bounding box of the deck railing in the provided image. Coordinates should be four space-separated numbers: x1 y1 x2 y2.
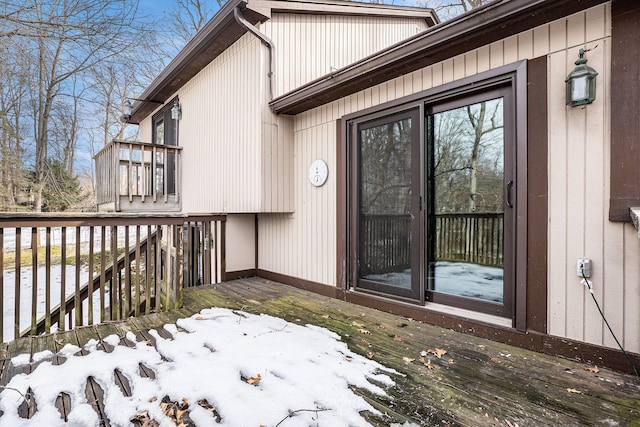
0 213 225 344
435 212 503 266
94 140 182 212
361 212 503 275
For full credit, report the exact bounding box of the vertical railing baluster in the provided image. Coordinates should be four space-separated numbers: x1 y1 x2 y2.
205 221 212 284
165 225 172 310
129 144 134 202
111 226 118 320
214 220 219 284
176 223 184 308
145 225 151 314
141 145 146 202
114 142 121 212
152 145 157 203
135 226 141 317
124 225 131 316
184 222 191 287
75 227 82 327
88 227 95 325
45 227 51 334
155 225 162 312
30 227 38 336
164 146 168 203
100 225 106 323
0 228 3 343
220 220 226 282
60 227 66 331
14 227 21 339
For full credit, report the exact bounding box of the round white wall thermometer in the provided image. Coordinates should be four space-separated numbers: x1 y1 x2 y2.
309 159 329 187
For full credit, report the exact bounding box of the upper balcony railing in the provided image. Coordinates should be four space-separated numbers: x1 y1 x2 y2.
94 140 182 212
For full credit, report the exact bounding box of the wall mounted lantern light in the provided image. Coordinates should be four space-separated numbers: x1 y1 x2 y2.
171 99 182 120
565 48 598 107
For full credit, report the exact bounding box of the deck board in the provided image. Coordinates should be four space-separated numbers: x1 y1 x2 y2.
0 277 638 426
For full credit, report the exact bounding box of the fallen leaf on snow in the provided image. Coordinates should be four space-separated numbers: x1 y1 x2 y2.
130 410 160 427
197 399 222 423
195 316 204 320
247 374 262 385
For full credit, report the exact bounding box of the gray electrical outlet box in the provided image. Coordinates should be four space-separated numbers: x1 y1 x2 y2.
577 258 592 278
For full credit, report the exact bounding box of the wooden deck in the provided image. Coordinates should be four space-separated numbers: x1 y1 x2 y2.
1 277 639 426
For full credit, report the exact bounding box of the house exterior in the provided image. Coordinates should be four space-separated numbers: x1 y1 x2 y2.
105 0 640 373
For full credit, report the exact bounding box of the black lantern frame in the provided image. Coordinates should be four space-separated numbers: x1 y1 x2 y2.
565 48 598 107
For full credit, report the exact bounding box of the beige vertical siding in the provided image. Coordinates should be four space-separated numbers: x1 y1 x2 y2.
259 3 640 353
139 11 425 214
177 33 262 213
226 214 257 272
262 13 429 97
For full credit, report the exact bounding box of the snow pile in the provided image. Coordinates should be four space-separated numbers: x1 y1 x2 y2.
0 308 397 426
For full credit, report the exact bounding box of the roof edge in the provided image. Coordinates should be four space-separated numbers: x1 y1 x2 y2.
129 0 253 123
269 0 608 115
129 0 438 123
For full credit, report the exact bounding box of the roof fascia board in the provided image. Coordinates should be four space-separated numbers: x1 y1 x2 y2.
270 0 608 115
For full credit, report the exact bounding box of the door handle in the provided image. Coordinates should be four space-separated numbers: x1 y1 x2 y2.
506 180 514 208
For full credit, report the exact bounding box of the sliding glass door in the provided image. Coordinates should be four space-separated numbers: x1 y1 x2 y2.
355 109 422 301
426 88 513 316
350 84 515 317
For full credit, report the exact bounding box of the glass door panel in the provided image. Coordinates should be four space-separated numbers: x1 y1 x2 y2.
427 96 507 307
357 110 421 301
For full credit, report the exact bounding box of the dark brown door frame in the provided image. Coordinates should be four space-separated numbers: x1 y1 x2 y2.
341 61 529 330
424 86 515 318
350 107 424 303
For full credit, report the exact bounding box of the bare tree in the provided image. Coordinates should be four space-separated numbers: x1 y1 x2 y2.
433 99 503 213
417 0 494 22
166 0 222 52
11 0 143 211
